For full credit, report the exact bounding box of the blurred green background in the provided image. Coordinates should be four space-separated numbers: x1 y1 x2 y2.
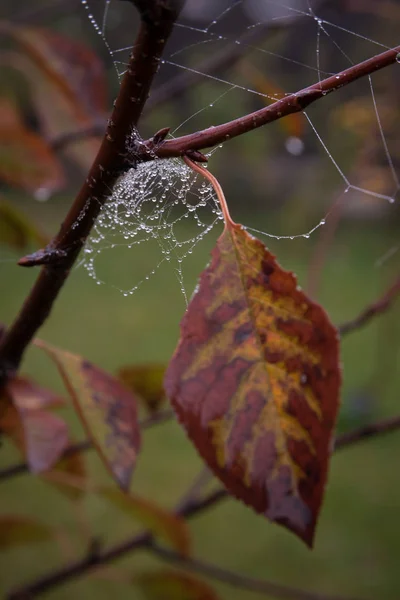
1 0 400 598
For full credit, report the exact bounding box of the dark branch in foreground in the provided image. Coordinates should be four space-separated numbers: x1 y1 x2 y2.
6 413 400 599
338 274 400 336
144 45 400 158
0 0 184 383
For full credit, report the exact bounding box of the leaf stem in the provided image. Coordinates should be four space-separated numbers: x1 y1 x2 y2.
183 156 233 226
338 274 400 336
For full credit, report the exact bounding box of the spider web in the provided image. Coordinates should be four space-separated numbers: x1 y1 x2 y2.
78 0 400 300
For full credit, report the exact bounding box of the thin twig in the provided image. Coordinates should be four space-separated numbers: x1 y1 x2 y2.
334 415 400 450
6 414 400 598
150 543 362 600
48 7 322 152
145 44 400 159
338 275 400 336
0 409 173 482
6 489 226 599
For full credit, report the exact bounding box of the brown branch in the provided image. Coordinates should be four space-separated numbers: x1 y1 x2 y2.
0 7 399 380
150 544 362 600
0 408 174 482
144 45 400 158
338 274 400 336
6 488 226 599
334 415 400 450
6 413 400 598
48 6 321 152
0 0 184 382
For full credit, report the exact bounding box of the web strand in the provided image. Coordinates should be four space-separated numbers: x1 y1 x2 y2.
76 0 399 298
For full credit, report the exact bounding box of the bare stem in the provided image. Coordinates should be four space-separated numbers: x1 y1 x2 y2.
6 489 226 599
339 274 400 336
5 413 400 598
150 543 362 600
183 156 233 225
334 415 400 450
145 45 400 158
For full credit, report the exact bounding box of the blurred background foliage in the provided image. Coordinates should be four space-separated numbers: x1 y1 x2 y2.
1 0 400 598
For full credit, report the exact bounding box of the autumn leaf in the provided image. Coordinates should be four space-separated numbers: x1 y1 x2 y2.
7 376 65 411
0 198 49 250
0 97 64 198
165 160 341 546
99 487 190 557
35 341 141 490
6 25 107 171
1 378 70 473
117 364 167 414
135 570 220 600
0 515 55 549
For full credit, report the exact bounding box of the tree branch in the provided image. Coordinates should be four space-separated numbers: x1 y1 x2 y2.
48 4 326 152
6 488 226 599
150 543 362 600
0 0 184 382
143 45 400 158
334 415 400 450
6 412 400 598
338 274 400 336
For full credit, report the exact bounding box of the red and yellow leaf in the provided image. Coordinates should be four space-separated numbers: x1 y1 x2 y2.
117 364 167 414
99 487 190 557
35 341 141 490
135 570 220 600
0 515 54 549
165 161 341 546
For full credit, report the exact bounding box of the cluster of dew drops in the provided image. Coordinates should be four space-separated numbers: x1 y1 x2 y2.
83 158 224 297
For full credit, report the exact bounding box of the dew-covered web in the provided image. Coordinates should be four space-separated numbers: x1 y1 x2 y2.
83 157 223 301
78 0 400 298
